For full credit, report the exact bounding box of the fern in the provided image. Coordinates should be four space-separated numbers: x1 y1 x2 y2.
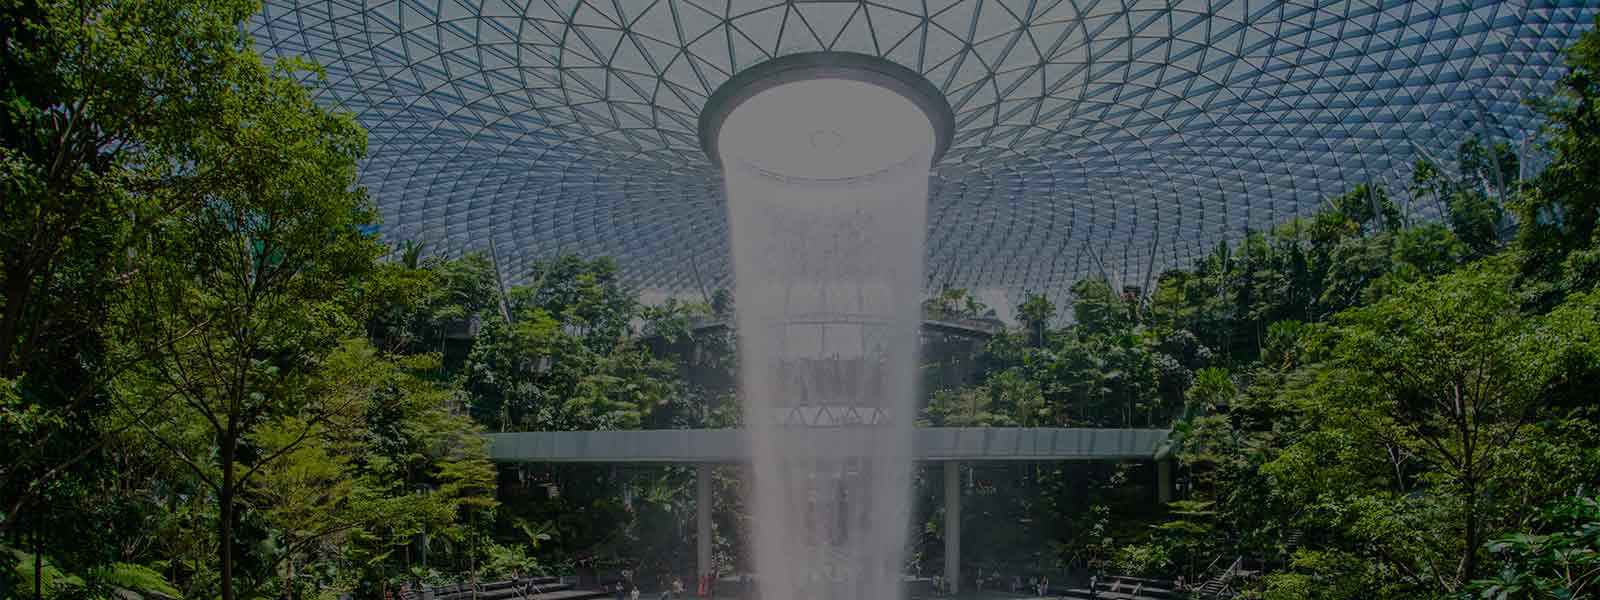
85 563 181 598
5 547 178 599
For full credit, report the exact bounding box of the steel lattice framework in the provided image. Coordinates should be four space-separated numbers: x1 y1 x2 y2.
252 0 1597 307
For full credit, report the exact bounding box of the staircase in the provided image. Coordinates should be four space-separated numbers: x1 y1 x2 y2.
1280 528 1304 558
1191 557 1242 598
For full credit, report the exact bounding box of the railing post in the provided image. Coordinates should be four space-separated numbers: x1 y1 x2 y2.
697 463 713 588
943 461 961 594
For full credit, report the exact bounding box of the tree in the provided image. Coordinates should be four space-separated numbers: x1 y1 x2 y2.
1260 261 1600 596
1018 294 1055 347
1515 15 1600 301
362 249 496 360
922 288 988 320
923 369 1044 427
463 256 683 432
0 0 260 547
1070 278 1132 335
519 255 636 351
108 54 381 600
275 342 495 596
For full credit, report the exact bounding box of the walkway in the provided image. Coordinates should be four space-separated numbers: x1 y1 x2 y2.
484 427 1171 463
483 427 1173 597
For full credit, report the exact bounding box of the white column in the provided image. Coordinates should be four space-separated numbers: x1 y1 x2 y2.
943 461 961 594
1157 459 1173 505
697 463 714 587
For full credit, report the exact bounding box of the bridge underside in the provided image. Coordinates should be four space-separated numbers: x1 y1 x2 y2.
487 427 1171 594
485 427 1170 463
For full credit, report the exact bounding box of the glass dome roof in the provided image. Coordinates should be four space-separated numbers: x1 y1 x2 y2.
252 0 1598 306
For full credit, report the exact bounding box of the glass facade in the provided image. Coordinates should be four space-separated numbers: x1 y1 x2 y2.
253 1 1598 307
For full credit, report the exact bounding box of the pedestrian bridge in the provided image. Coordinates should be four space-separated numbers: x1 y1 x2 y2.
484 427 1171 463
484 427 1174 595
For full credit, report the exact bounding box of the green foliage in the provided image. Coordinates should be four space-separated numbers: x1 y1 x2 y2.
236 341 497 595
1513 18 1600 299
3 547 181 600
1472 495 1600 599
1018 294 1056 347
1112 543 1171 578
1238 264 1600 596
463 255 686 432
362 249 496 360
964 29 1600 585
0 0 270 565
1261 549 1381 600
924 369 1045 426
1070 279 1134 334
101 39 383 597
5 548 84 599
922 287 990 320
84 562 183 598
481 543 543 580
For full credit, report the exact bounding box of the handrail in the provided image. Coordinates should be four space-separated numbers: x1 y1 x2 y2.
520 577 547 599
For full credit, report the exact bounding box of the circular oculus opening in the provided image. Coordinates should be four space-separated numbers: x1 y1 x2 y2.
699 52 956 181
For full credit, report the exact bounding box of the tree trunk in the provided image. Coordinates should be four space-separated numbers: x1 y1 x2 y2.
1458 476 1480 589
34 526 43 600
0 262 36 378
285 554 296 600
220 431 238 600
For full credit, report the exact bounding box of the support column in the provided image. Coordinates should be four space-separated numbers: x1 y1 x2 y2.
943 461 961 594
1157 459 1173 505
697 463 713 588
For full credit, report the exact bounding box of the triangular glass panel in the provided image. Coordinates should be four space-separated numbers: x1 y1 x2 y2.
830 6 877 55
793 2 856 49
631 2 681 43
867 4 925 55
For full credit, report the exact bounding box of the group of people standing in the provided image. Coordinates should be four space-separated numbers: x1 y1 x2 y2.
613 572 723 600
937 571 1050 597
976 571 1048 596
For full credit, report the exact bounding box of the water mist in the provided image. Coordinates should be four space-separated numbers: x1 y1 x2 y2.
702 54 952 600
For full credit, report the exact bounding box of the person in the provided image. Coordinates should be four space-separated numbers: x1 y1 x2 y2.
631 584 641 600
614 582 626 600
673 575 685 599
1038 575 1049 597
1087 574 1097 598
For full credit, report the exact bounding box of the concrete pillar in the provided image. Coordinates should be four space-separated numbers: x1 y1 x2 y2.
943 461 961 594
697 463 714 585
1157 459 1173 505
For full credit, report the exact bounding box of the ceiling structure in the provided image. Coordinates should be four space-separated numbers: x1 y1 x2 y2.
252 0 1598 307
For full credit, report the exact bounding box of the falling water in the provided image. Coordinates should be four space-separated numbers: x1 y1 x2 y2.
717 77 936 600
